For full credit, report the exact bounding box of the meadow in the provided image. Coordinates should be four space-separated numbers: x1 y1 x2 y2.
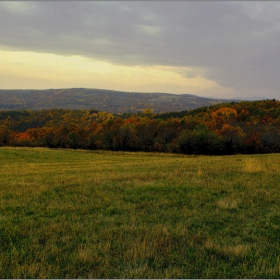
0 147 280 278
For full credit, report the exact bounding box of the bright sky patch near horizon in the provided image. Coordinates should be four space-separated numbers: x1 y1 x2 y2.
0 1 279 99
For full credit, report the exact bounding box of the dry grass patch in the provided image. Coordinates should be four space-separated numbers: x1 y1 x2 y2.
243 158 263 173
205 240 250 259
216 197 239 210
78 247 97 264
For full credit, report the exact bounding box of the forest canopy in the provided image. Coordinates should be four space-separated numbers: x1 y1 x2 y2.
0 100 279 155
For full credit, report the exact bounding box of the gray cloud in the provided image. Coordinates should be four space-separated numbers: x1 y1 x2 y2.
0 1 279 98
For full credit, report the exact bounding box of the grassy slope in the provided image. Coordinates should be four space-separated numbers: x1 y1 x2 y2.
0 147 280 278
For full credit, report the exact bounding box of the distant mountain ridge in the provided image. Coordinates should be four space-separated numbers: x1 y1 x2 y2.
0 88 239 113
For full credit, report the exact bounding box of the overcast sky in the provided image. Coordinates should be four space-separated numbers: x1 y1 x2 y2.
0 1 280 99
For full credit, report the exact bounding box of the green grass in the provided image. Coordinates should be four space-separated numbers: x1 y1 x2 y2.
0 147 280 278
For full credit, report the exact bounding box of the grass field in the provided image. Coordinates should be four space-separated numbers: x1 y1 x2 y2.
0 147 280 278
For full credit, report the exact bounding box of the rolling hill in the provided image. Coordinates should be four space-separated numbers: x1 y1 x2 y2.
0 88 236 113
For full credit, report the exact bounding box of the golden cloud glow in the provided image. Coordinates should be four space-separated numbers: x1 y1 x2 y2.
0 49 236 97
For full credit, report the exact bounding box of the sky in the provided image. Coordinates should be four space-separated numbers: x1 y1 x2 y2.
0 1 280 99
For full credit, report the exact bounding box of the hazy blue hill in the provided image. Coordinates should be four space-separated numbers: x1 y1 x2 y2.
0 88 237 113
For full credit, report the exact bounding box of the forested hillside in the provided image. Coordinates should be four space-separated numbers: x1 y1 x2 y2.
0 88 233 113
0 100 279 155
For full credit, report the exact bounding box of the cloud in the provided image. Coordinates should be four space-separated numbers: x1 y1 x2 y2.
0 1 279 98
0 49 228 97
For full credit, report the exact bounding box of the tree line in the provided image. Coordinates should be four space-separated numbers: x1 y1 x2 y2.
0 100 280 155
